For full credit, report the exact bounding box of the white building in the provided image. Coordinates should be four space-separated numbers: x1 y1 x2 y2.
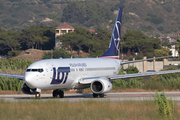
170 45 179 57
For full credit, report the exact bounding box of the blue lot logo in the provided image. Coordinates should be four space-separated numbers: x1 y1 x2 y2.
50 67 70 84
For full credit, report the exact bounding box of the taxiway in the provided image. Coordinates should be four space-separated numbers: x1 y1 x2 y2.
1 92 180 103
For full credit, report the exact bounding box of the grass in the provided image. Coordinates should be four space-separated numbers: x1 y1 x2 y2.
0 100 179 120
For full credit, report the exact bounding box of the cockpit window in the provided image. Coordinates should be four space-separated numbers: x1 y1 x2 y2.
26 69 44 73
32 69 38 72
26 69 31 72
38 69 44 73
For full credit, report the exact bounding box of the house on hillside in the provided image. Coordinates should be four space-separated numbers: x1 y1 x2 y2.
55 23 74 48
170 31 180 42
55 23 96 48
158 31 180 43
158 37 172 43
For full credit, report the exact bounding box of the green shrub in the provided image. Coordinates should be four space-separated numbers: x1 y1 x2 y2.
5 2 11 5
135 53 143 60
8 50 22 57
154 91 174 118
12 2 19 5
128 57 133 61
163 3 173 12
40 0 49 4
9 0 22 2
42 49 71 59
0 77 23 91
46 2 52 8
158 26 164 32
0 60 2 69
3 18 19 25
145 13 164 24
38 1 43 5
112 79 143 89
126 66 139 74
119 66 125 75
31 2 36 5
0 58 33 70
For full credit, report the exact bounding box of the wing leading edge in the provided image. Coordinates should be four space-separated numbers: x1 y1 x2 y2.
79 69 180 84
121 56 169 64
0 73 24 80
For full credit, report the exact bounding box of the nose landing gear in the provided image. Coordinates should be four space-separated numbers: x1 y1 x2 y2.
35 93 41 99
53 89 64 98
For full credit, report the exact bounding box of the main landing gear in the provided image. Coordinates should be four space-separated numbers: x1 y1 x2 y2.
93 93 104 98
53 89 64 98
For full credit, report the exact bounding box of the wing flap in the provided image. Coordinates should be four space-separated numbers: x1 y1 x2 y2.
0 73 25 80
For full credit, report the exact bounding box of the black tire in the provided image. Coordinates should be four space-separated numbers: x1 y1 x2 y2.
53 90 58 98
59 90 64 98
93 93 98 98
99 94 104 98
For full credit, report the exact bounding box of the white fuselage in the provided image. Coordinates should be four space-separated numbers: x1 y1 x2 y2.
25 58 121 90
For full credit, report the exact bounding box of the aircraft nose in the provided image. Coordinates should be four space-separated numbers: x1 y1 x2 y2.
25 73 35 88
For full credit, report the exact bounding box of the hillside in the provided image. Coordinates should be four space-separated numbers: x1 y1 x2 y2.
0 0 179 37
14 49 47 61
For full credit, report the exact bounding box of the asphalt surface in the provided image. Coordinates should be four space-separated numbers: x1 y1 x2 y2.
1 92 180 103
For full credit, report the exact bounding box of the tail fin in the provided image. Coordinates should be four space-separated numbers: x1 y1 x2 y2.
100 7 123 59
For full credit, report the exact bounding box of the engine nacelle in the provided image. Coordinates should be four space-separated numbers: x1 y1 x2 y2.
90 78 112 94
21 82 37 95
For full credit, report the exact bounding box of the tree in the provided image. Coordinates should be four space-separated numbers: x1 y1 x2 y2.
155 47 170 57
58 27 111 57
122 30 161 57
122 30 148 56
0 30 20 52
20 26 54 50
126 66 139 74
61 2 113 28
42 48 71 59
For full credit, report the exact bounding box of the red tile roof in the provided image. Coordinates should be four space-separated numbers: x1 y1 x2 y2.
56 23 74 29
176 31 180 34
170 35 178 37
89 29 95 33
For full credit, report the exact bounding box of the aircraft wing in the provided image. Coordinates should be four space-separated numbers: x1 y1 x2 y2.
79 69 180 84
0 73 24 80
107 69 180 79
121 56 169 64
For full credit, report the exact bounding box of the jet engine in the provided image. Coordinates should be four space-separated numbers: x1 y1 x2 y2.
90 78 112 94
21 82 37 94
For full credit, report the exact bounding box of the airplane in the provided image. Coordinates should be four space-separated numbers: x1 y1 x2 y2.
0 7 180 99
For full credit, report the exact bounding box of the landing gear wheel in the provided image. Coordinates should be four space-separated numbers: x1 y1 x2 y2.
93 93 98 98
58 90 64 98
35 93 41 99
53 90 58 98
99 94 104 98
